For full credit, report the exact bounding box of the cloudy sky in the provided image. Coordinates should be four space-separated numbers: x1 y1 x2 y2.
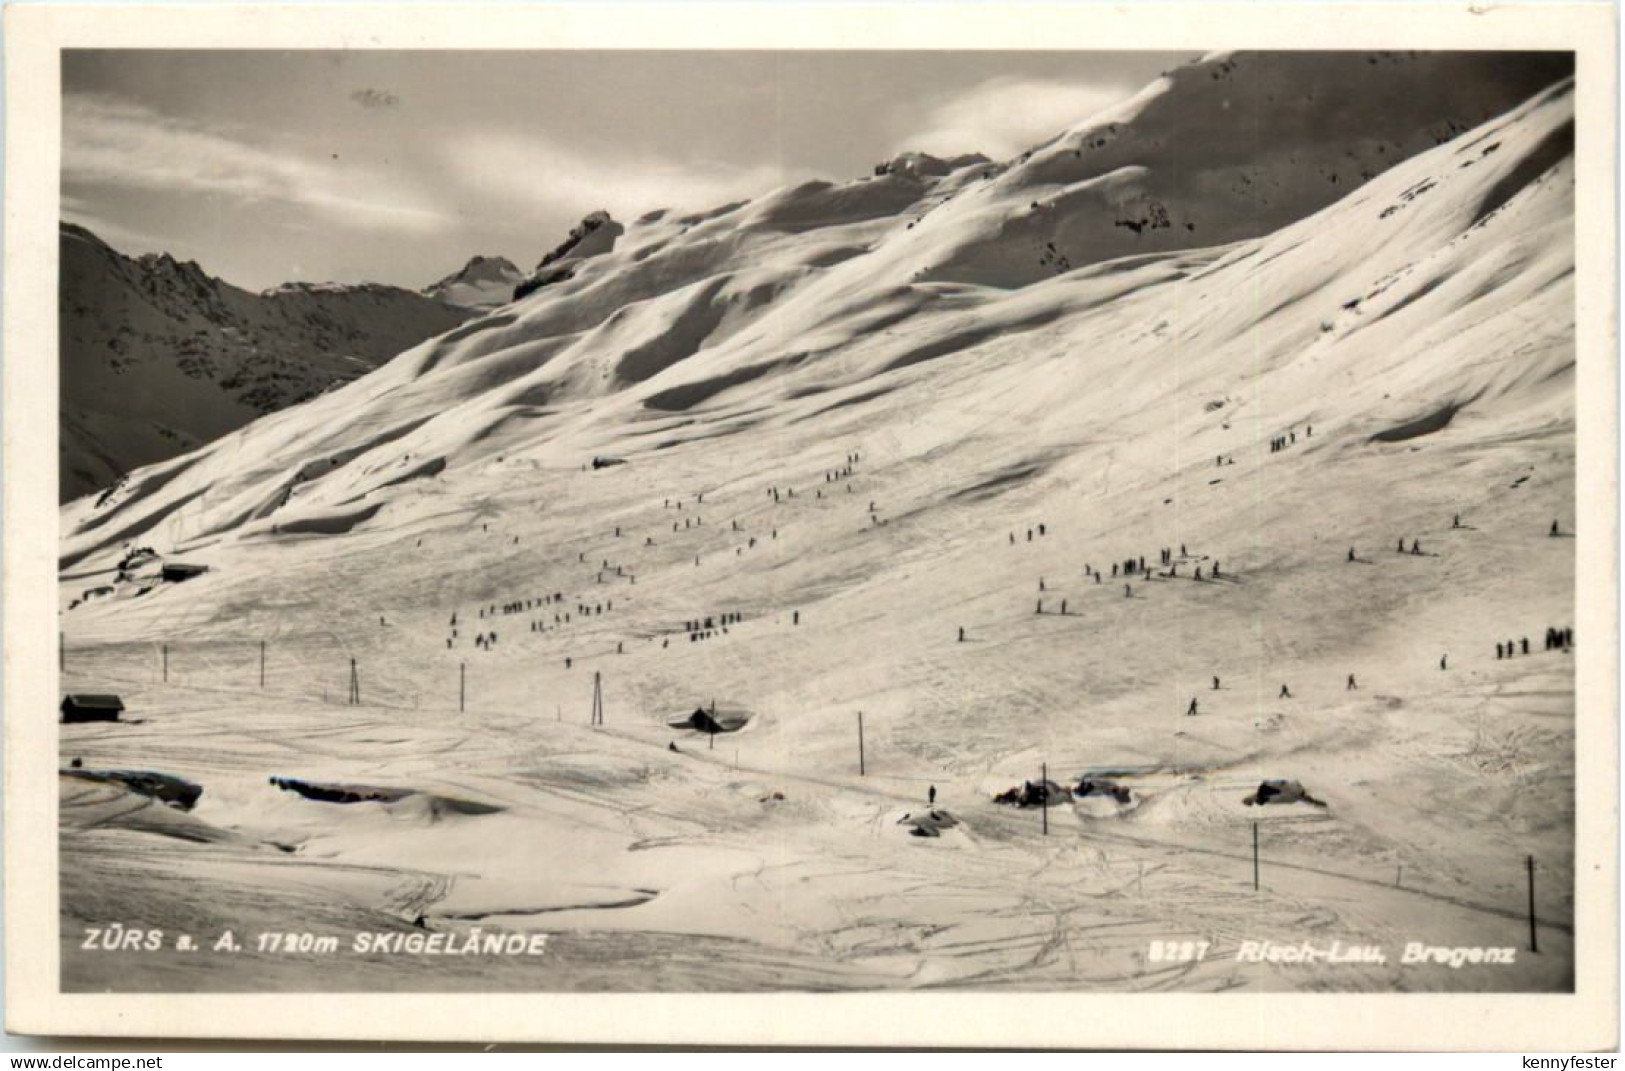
63 50 1195 291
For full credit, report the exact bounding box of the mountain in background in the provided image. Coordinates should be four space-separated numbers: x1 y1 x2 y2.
60 49 1573 561
59 223 477 503
422 255 527 309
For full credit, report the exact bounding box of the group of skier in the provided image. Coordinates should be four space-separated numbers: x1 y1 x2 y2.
1498 628 1574 659
1009 523 1051 544
1269 426 1309 453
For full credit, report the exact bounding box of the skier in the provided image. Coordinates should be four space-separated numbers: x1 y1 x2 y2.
1347 674 1357 690
1187 698 1198 716
1279 684 1292 699
928 785 937 805
1213 676 1221 690
1521 637 1530 655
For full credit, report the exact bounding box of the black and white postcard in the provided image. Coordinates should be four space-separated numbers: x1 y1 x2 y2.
4 1 1617 1049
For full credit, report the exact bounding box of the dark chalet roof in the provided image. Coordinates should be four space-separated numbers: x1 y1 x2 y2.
61 693 124 710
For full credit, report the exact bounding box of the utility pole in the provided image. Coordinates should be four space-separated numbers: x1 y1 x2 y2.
349 658 359 705
459 661 466 713
1527 855 1539 953
1252 822 1260 891
259 641 266 689
162 644 168 683
591 671 604 726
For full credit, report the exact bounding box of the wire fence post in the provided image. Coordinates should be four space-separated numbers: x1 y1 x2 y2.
857 711 866 776
162 643 168 683
259 640 266 689
1041 761 1049 836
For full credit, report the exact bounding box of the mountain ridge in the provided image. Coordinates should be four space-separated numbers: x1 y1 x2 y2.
59 222 477 503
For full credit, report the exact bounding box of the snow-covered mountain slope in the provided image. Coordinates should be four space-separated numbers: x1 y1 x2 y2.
422 255 526 308
59 55 1577 993
59 224 477 503
60 53 1573 566
896 50 1573 287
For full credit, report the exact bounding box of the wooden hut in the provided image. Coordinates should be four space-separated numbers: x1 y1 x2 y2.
60 694 124 723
